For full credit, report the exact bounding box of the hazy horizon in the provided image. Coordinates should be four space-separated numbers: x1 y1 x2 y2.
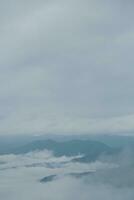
0 1 134 199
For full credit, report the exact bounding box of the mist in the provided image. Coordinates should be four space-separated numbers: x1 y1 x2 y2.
0 149 134 200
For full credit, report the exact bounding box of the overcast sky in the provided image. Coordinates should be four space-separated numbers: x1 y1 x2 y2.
0 0 134 135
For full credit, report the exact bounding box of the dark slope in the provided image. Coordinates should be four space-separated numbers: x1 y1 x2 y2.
40 171 94 183
10 139 117 160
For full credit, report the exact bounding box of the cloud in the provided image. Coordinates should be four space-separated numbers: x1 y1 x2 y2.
0 150 134 200
0 0 134 135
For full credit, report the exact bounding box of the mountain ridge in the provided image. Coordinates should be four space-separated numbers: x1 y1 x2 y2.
0 139 119 163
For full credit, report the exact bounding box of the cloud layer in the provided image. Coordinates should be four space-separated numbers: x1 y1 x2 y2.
0 150 134 200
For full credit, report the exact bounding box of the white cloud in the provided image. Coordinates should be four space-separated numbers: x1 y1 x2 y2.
0 150 133 200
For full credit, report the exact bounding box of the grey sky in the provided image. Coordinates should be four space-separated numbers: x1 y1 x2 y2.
0 0 134 135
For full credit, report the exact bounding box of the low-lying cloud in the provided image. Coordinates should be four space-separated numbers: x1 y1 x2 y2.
0 150 134 200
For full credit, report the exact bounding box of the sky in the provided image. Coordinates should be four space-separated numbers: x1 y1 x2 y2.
0 0 134 135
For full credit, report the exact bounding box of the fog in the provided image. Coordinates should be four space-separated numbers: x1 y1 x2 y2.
0 150 133 200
